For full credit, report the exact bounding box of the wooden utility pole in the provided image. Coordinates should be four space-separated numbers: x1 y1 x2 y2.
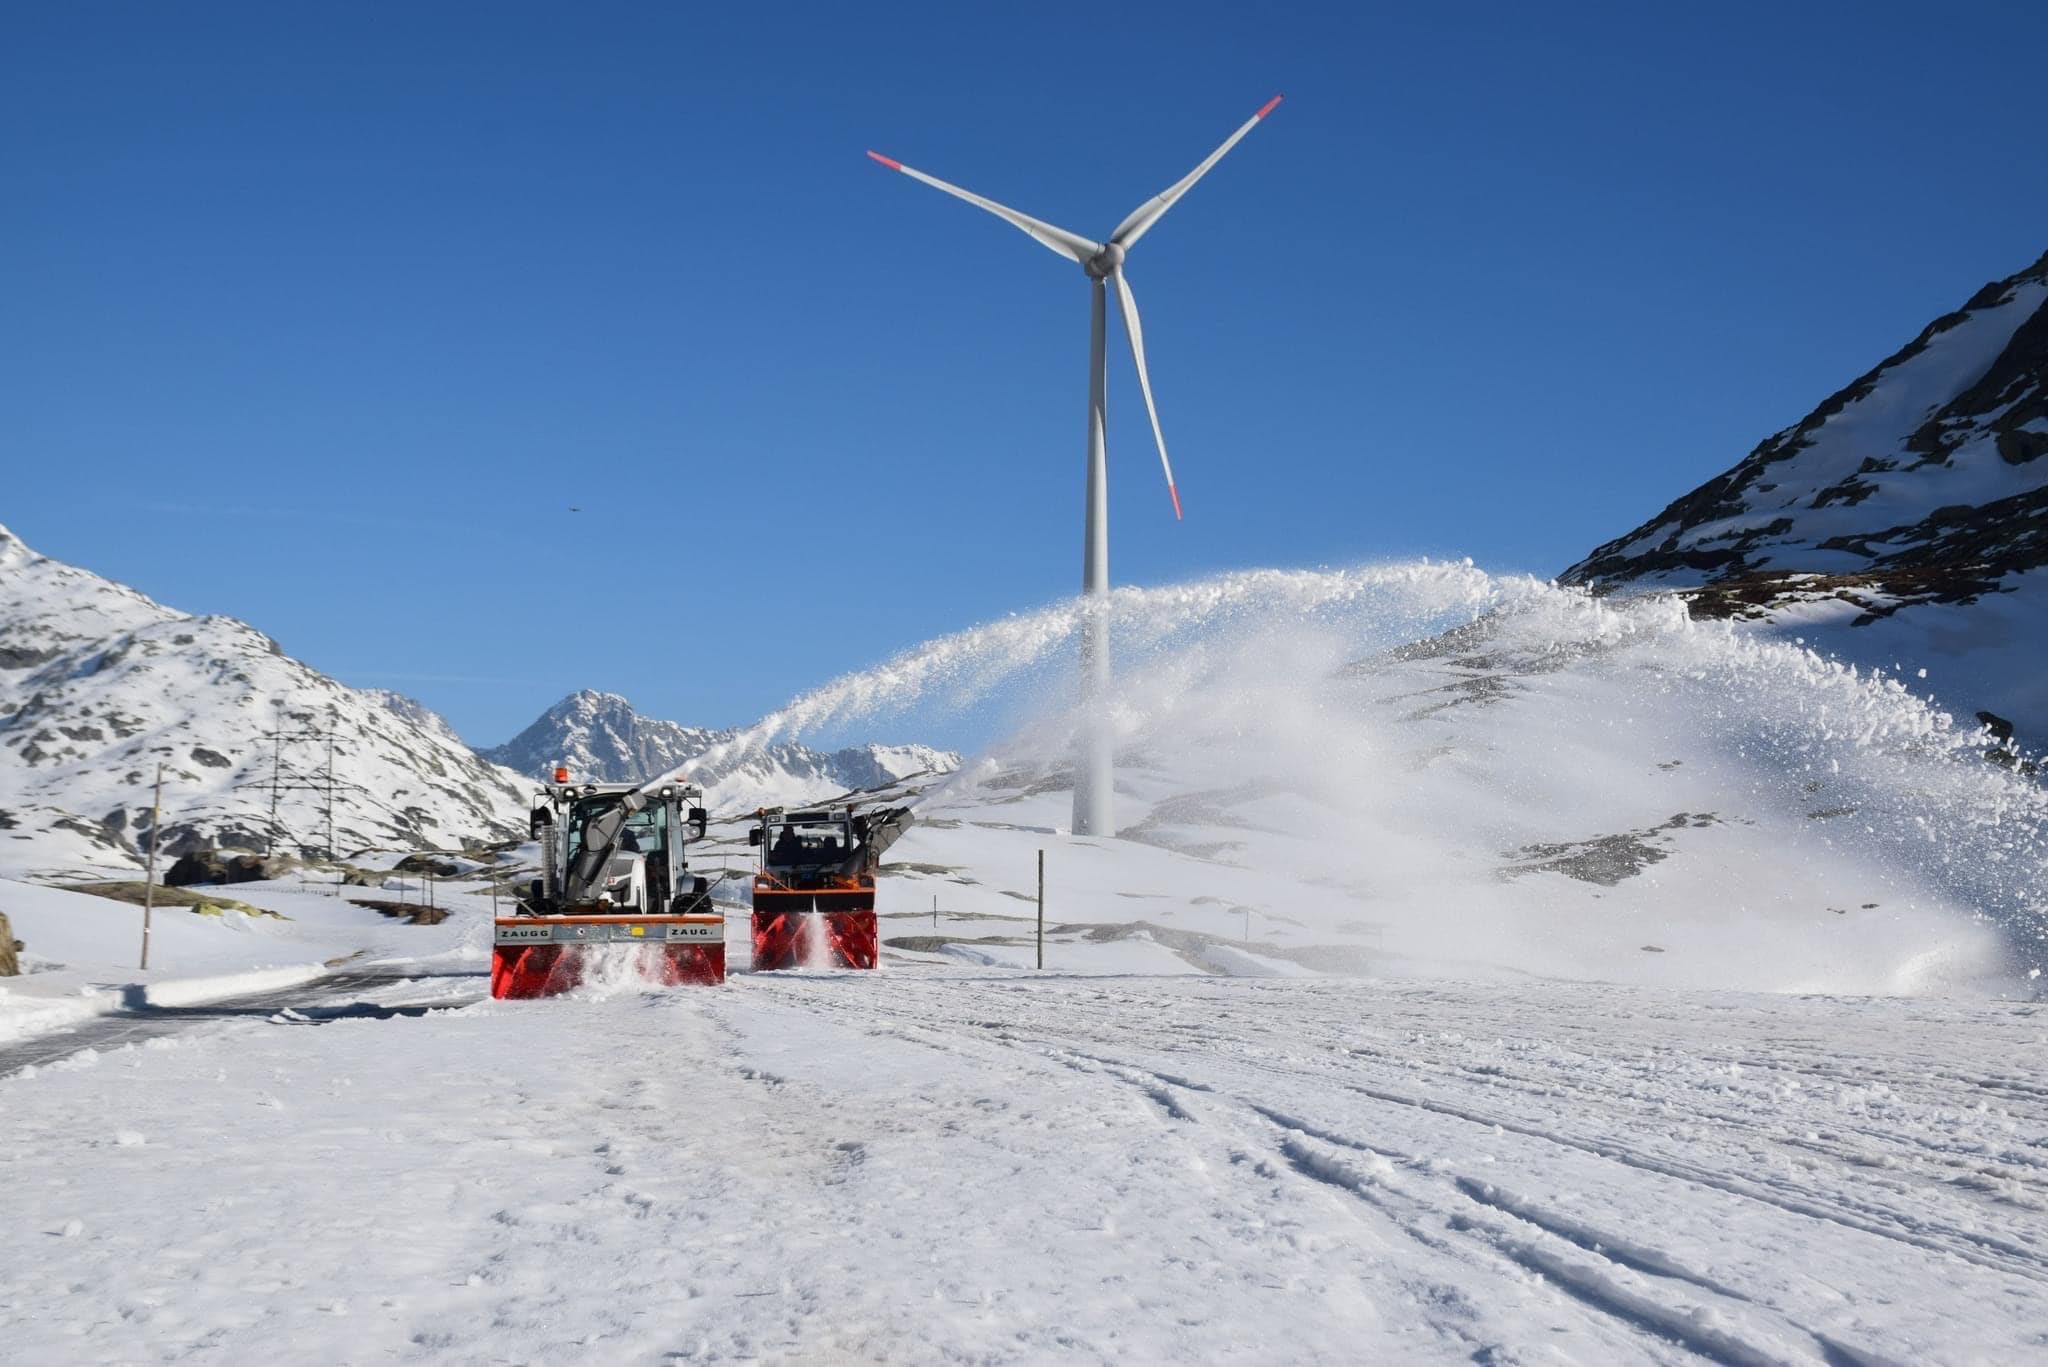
1036 849 1045 970
140 762 163 970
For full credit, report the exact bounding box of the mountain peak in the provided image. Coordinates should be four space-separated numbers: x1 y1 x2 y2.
0 523 35 568
482 692 958 812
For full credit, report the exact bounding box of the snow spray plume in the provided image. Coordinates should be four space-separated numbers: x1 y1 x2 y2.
673 561 1523 781
679 563 2047 992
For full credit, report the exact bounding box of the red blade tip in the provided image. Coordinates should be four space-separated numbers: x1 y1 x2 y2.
1169 483 1183 520
867 150 902 170
1255 95 1283 119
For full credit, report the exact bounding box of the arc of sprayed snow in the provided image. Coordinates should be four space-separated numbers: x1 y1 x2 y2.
650 560 1528 787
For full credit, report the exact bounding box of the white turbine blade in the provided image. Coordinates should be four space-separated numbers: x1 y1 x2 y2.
1112 95 1282 250
1111 268 1181 520
867 151 1097 262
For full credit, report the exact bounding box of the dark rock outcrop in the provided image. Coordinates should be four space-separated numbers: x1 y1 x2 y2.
164 851 289 886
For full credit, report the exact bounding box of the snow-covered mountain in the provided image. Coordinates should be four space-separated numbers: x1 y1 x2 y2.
0 525 530 876
482 689 958 814
1563 248 2047 741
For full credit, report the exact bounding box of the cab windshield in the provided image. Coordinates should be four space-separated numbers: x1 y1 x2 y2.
764 819 850 866
567 798 667 861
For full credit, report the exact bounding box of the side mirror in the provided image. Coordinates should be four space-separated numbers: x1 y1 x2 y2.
689 807 709 840
747 828 763 847
529 807 553 840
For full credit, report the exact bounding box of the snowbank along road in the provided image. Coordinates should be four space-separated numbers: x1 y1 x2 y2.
4 948 2045 1365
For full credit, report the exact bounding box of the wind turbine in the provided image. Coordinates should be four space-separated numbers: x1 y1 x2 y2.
869 96 1282 838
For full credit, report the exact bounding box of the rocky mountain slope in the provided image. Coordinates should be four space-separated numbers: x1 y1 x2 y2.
483 689 958 814
1562 247 2048 743
0 526 959 877
0 524 531 877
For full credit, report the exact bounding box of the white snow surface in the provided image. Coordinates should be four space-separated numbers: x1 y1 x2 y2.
3 926 2045 1364
0 876 459 1043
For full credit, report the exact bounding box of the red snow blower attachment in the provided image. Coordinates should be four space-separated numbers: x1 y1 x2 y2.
748 805 911 971
493 776 724 998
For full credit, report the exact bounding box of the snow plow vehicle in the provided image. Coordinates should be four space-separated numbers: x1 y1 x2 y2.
492 772 723 998
748 804 912 970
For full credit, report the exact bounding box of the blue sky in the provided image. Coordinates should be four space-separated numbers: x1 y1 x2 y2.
5 1 2043 748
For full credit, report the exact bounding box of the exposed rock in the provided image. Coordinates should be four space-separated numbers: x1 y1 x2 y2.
1499 814 1721 887
346 898 449 926
0 909 18 976
164 851 290 886
393 853 466 878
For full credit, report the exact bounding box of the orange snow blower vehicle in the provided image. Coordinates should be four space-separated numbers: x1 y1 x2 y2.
492 772 723 998
748 804 912 970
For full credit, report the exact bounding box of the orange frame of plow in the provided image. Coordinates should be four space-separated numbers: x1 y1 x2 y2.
490 915 726 999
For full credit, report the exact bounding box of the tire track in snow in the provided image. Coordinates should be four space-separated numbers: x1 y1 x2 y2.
752 984 1683 1361
813 999 1729 1362
987 989 2048 1286
1251 1116 1852 1367
709 973 2048 1358
1325 1076 2048 1285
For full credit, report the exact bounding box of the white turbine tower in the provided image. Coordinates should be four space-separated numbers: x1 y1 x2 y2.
869 96 1282 837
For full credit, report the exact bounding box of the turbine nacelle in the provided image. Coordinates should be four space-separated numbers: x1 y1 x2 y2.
1083 242 1126 280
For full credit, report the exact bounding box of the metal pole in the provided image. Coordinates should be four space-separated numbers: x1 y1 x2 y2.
325 728 336 864
932 893 938 931
1073 277 1114 838
141 762 163 970
1036 848 1045 971
267 701 284 856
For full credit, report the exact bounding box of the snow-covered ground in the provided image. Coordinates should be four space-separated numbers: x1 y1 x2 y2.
4 916 2045 1364
0 875 483 1044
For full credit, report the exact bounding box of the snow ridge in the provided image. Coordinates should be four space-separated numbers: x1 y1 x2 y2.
1560 248 2048 743
1564 248 2048 590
